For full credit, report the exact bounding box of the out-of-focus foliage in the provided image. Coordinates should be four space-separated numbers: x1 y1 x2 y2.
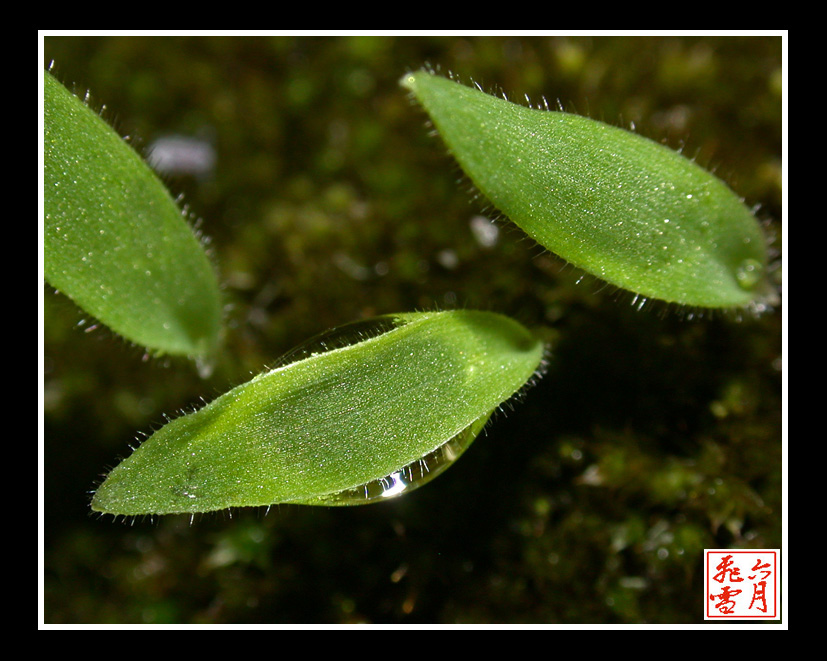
43 35 782 624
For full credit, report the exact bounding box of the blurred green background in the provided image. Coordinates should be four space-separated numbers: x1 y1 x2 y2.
42 34 783 624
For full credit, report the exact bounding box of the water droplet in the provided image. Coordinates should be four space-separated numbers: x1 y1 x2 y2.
292 411 493 506
735 258 764 291
271 315 409 369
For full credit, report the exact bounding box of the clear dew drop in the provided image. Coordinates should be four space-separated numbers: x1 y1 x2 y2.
271 315 409 369
735 258 764 291
290 410 494 506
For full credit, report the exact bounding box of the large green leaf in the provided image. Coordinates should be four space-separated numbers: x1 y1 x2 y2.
44 71 223 358
402 70 769 309
91 310 545 515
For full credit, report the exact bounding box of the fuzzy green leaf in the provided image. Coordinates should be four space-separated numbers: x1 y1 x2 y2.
91 310 545 515
44 71 223 358
402 70 769 309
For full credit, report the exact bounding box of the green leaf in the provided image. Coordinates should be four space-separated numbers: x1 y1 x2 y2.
44 71 223 358
91 310 545 515
401 70 769 309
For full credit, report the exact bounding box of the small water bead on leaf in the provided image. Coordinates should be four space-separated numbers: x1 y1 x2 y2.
735 258 765 291
91 310 545 515
401 70 770 309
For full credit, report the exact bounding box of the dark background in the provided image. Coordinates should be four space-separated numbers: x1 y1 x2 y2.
42 34 783 624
